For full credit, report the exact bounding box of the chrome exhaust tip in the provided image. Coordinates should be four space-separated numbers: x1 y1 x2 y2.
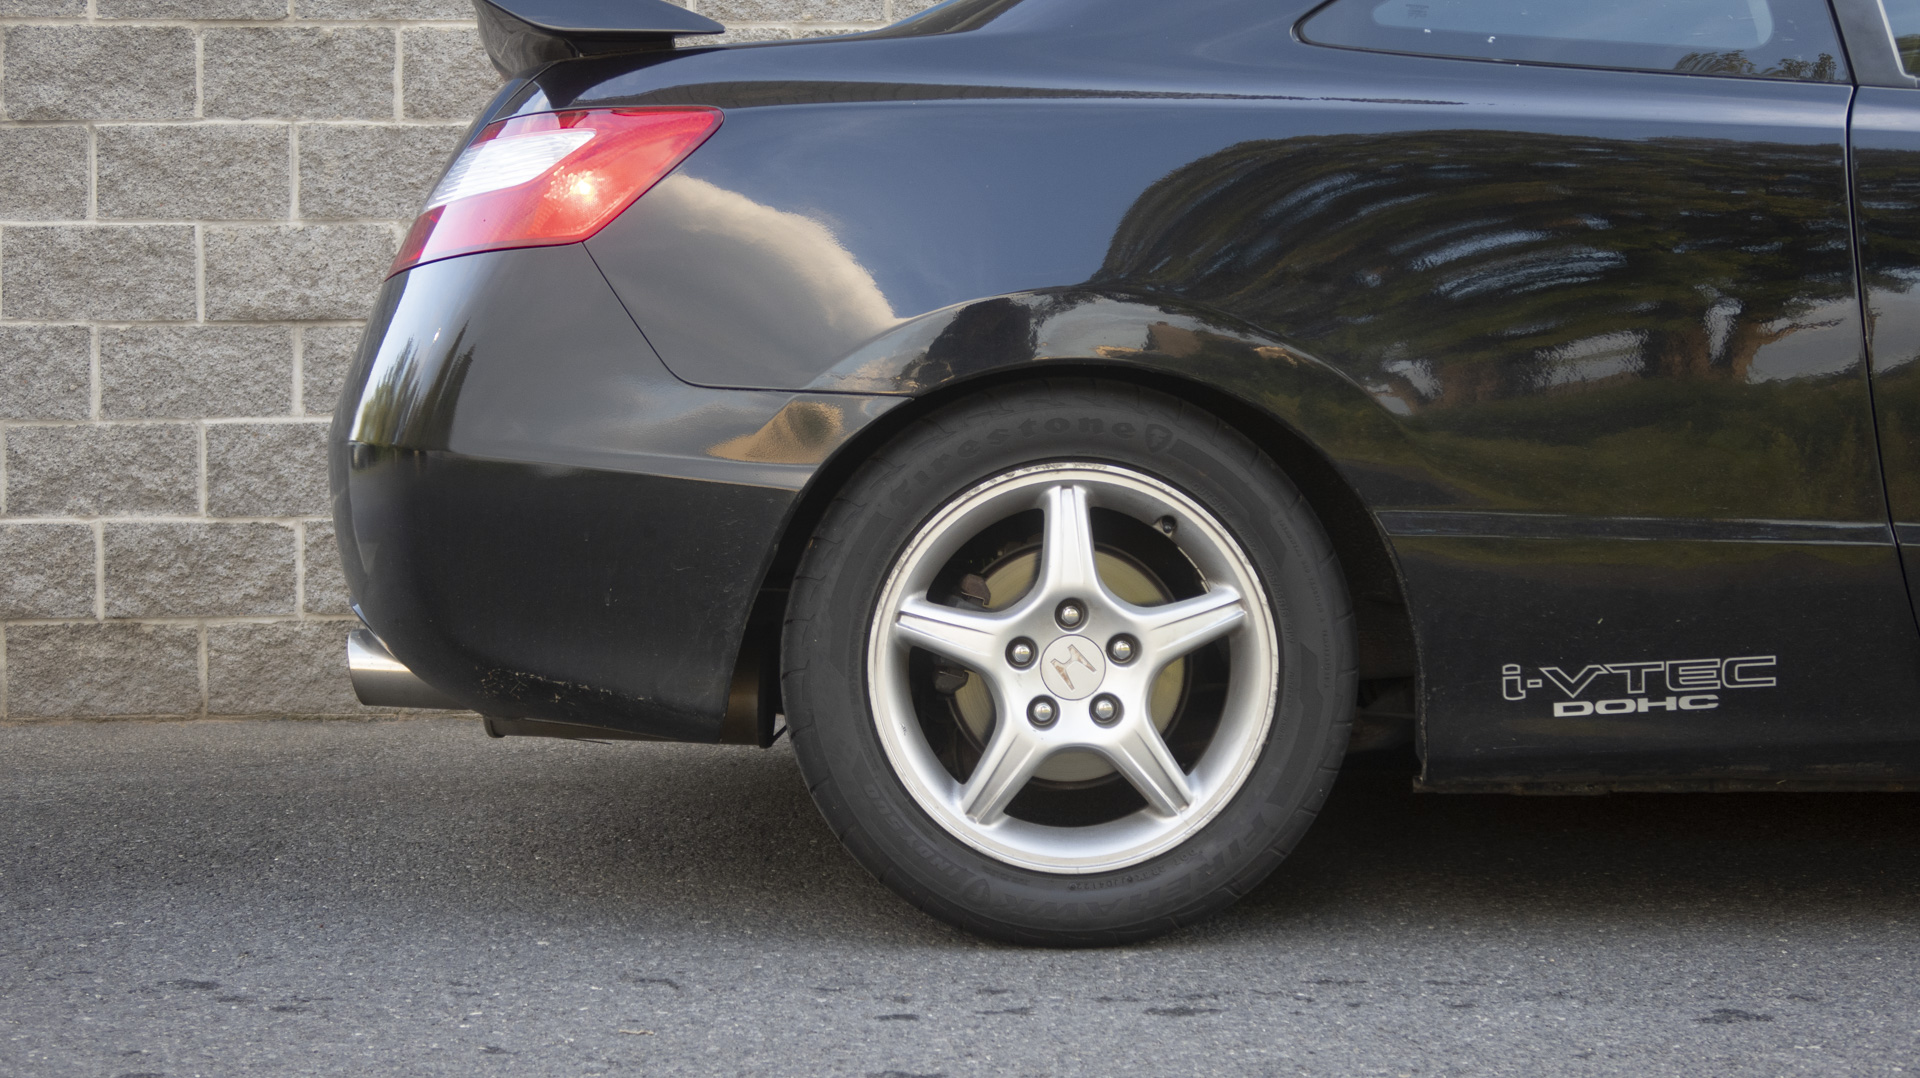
347 629 462 710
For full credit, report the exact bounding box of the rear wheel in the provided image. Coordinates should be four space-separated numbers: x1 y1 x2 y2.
784 381 1354 944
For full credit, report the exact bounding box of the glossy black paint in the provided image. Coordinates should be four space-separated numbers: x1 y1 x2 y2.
330 244 897 738
336 0 1920 779
1853 85 1920 613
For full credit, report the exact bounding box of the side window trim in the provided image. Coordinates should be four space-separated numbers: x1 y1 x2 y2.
1298 0 1852 84
1833 0 1919 86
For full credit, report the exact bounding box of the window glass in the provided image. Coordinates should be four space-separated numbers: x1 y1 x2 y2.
1300 0 1847 82
1884 0 1920 76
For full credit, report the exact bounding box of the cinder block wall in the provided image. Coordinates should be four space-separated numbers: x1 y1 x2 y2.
0 0 921 719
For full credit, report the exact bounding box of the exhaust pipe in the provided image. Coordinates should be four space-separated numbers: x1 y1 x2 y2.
347 629 462 710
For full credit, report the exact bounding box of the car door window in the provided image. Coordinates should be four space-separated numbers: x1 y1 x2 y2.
1883 0 1920 75
1300 0 1847 81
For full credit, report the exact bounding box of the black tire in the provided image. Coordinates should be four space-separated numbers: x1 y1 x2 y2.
783 379 1355 945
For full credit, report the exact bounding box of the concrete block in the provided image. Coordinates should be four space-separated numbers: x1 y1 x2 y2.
105 522 296 617
2 27 196 122
97 124 292 221
207 620 366 715
707 26 795 42
101 326 292 420
299 123 462 220
303 519 351 615
204 224 396 322
207 422 329 517
5 623 201 719
0 0 85 14
5 425 198 517
401 28 501 120
0 523 96 619
702 0 882 21
0 127 89 220
293 0 466 20
301 325 364 417
0 226 197 322
203 28 394 120
0 326 91 421
100 0 288 16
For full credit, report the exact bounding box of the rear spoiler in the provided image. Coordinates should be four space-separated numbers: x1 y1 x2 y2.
474 0 725 77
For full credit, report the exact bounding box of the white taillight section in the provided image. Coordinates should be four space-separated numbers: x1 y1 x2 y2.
391 107 725 277
425 129 596 209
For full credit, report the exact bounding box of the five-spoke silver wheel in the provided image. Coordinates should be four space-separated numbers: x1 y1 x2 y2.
867 462 1280 874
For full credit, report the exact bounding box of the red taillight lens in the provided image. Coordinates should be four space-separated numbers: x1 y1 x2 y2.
390 107 723 277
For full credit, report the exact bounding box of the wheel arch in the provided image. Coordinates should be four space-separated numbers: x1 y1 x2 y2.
744 361 1420 743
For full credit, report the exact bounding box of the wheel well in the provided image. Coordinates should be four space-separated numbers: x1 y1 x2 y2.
749 365 1419 728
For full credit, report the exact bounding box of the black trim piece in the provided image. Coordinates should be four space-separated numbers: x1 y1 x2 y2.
1832 0 1917 87
1893 522 1920 544
479 0 720 37
1378 510 1892 545
472 0 722 76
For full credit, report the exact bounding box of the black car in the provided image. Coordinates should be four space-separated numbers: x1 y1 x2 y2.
332 0 1920 944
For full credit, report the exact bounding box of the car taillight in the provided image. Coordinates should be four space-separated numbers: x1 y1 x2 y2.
390 107 723 277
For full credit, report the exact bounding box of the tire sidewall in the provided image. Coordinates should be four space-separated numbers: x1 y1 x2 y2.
786 382 1352 942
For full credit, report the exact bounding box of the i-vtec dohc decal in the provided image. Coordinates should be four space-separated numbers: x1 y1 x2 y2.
1500 655 1777 717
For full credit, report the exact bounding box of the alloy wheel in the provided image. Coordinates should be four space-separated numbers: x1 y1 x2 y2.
866 462 1281 873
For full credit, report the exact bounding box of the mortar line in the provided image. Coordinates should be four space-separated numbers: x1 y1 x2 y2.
0 619 9 721
195 421 208 516
194 31 204 120
288 122 301 221
88 325 101 421
393 27 405 121
0 318 367 327
0 216 426 225
294 519 306 619
0 514 328 524
4 614 356 627
0 120 470 129
92 521 105 622
291 327 305 415
0 416 330 429
194 223 206 323
85 124 97 221
0 17 504 27
197 622 208 718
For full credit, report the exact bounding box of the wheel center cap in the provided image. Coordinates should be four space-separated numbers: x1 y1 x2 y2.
1039 635 1106 700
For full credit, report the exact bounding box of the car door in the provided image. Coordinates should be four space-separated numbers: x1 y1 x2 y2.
1846 0 1920 614
1201 0 1920 782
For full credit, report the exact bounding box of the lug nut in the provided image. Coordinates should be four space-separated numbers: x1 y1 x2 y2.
1028 697 1059 728
1056 600 1085 628
1007 638 1036 668
1107 635 1137 664
1091 694 1122 725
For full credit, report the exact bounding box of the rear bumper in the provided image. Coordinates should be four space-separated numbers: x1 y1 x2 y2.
328 244 900 740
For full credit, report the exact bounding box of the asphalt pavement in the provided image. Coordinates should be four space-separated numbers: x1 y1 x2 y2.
2 716 1917 1077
